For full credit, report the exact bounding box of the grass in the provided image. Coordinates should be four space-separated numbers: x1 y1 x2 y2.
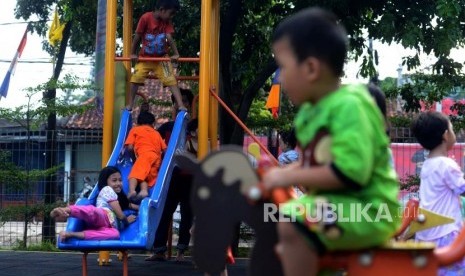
11 241 59 252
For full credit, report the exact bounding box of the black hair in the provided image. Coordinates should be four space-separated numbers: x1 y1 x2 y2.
367 84 387 120
137 111 156 125
367 83 390 135
97 166 130 210
279 128 297 149
117 191 130 210
155 0 180 11
187 118 198 133
411 111 450 150
97 166 121 191
171 88 194 106
272 7 348 77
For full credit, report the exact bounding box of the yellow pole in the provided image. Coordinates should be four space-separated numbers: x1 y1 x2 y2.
102 0 117 166
99 0 117 262
208 0 219 150
198 0 212 159
123 0 133 105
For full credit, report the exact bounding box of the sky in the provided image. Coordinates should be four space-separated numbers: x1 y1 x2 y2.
0 0 91 108
1 0 464 109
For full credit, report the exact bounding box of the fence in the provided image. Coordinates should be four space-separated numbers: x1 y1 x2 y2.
0 127 456 249
0 128 102 248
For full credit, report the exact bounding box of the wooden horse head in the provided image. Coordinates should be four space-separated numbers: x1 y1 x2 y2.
175 146 283 275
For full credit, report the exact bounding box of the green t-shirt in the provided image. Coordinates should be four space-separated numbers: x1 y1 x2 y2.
284 84 400 250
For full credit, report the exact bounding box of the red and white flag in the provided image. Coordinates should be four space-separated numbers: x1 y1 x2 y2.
0 27 28 99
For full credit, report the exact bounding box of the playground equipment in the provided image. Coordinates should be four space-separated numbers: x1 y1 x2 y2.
57 0 231 274
57 109 189 276
101 0 219 163
175 146 465 276
82 0 209 270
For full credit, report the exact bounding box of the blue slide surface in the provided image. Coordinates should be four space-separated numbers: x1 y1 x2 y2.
58 109 189 251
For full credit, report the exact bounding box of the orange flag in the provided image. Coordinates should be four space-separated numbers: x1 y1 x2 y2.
265 83 280 119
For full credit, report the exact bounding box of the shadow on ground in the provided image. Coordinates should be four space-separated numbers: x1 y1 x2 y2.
0 250 248 276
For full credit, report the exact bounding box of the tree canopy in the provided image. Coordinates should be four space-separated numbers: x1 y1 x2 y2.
14 0 465 144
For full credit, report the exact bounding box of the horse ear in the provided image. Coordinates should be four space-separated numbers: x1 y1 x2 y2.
174 153 199 173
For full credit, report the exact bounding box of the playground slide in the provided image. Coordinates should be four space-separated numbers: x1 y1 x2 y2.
58 109 190 251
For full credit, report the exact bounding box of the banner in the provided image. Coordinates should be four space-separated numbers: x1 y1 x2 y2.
48 9 66 47
391 143 465 179
0 27 28 99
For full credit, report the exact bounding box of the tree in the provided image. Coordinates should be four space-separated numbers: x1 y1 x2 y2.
0 78 89 244
175 0 465 145
15 0 465 146
0 151 61 249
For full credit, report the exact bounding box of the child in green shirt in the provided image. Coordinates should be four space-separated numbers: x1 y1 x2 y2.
262 8 400 276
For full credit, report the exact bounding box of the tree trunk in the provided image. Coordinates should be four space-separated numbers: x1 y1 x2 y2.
230 59 277 145
42 20 73 242
218 0 242 145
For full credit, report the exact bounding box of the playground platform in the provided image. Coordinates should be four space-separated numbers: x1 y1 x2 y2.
0 250 248 276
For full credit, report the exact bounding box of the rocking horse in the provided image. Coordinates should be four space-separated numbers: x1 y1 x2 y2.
175 146 465 276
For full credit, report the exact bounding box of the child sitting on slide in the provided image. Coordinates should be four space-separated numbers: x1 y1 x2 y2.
50 166 138 241
124 111 166 200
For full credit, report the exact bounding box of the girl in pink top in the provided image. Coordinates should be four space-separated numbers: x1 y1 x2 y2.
412 111 465 275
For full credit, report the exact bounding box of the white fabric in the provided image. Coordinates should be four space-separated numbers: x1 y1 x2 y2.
416 156 465 241
96 186 118 210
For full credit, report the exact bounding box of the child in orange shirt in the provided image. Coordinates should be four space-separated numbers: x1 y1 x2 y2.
124 111 166 200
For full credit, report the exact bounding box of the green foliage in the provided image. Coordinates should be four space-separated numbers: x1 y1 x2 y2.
22 241 60 252
379 77 397 98
15 0 465 144
358 53 377 78
58 75 98 104
388 115 413 128
246 89 297 134
449 101 465 132
0 202 61 224
0 152 62 191
400 174 420 193
0 75 90 247
0 151 63 223
382 72 465 113
0 74 94 130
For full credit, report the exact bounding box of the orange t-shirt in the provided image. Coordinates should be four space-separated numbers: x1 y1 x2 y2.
125 125 167 187
125 125 166 157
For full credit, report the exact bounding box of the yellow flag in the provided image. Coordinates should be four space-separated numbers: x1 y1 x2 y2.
48 9 66 46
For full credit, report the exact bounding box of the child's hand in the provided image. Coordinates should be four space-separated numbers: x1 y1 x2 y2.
262 167 288 191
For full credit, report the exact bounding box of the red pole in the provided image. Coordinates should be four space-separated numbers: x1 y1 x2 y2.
209 88 279 165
